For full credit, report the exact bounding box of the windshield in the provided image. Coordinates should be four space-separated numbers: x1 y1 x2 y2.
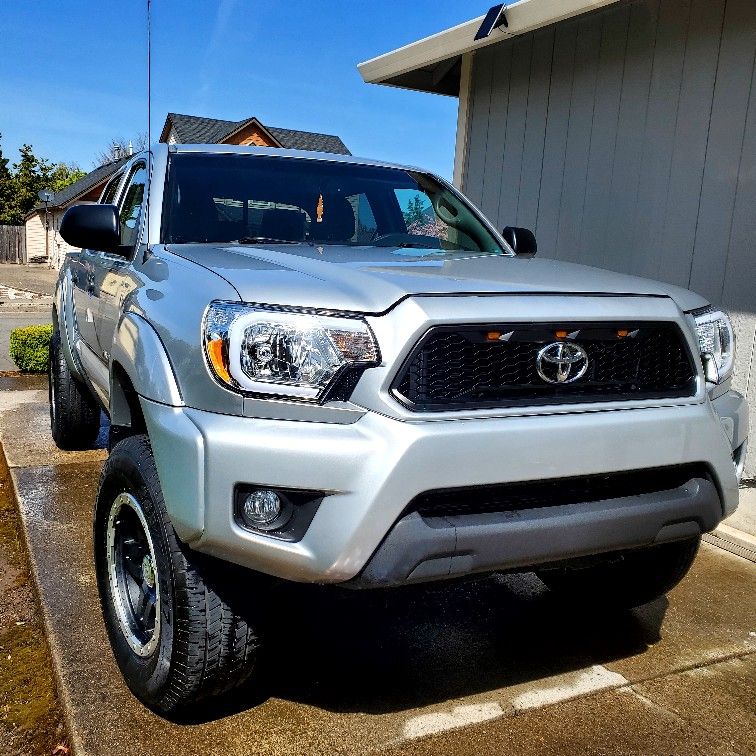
162 153 506 254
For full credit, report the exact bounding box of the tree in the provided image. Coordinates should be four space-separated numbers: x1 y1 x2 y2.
95 132 148 166
0 134 16 225
402 194 429 227
0 137 93 226
48 163 87 193
9 144 50 225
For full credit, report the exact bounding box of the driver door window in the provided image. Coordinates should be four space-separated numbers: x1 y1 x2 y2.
118 163 148 250
94 162 147 363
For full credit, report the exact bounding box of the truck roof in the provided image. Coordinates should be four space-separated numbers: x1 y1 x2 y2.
163 142 429 176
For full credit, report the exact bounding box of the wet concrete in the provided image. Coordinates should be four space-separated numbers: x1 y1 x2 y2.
1 381 754 755
390 658 756 756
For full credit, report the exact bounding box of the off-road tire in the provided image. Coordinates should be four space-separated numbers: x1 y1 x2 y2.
94 434 260 714
537 536 701 609
48 327 101 450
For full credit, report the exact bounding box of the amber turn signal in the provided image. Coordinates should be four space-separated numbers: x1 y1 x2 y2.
206 338 231 383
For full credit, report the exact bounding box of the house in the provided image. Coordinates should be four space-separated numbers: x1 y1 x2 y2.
24 157 130 268
24 113 350 267
159 113 350 154
359 0 756 483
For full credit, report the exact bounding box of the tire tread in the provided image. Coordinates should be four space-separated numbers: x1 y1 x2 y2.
49 329 100 450
96 435 260 713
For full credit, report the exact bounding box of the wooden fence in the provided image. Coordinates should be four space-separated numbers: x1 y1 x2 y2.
0 226 26 264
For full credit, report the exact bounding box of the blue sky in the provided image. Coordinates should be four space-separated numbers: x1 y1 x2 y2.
0 1 475 178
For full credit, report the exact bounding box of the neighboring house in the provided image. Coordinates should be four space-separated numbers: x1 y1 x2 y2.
24 157 130 269
160 113 350 154
359 0 756 481
25 112 350 267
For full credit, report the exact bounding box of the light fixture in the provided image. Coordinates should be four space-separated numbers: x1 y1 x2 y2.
241 489 283 530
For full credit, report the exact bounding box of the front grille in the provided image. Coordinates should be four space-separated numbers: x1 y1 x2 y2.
410 464 708 519
392 322 696 411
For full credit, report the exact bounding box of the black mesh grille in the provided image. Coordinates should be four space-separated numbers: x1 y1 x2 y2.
392 323 696 411
411 464 708 519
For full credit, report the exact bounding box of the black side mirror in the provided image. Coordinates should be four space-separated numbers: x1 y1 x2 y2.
60 204 120 254
502 226 537 257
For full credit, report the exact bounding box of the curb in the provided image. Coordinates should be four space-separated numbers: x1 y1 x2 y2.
0 442 82 755
703 524 756 563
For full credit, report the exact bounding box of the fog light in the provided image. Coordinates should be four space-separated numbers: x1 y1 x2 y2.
241 489 282 530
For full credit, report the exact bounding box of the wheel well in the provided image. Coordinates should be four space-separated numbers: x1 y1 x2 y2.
109 363 147 450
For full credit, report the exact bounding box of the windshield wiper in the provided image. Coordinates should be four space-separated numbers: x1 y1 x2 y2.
376 241 438 249
234 236 301 245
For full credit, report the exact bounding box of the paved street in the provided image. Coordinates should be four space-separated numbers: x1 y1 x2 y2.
0 263 55 372
0 381 753 756
0 263 58 297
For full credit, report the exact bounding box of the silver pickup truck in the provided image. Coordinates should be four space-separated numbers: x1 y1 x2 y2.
52 143 748 713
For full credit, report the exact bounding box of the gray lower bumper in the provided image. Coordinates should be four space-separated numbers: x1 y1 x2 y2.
349 476 720 588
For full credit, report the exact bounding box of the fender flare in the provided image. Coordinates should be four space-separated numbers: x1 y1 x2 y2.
55 270 85 381
109 312 183 425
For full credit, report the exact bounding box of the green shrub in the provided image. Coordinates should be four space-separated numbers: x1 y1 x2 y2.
8 324 53 373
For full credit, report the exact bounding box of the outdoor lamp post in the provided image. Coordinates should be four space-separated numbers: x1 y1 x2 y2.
38 189 53 267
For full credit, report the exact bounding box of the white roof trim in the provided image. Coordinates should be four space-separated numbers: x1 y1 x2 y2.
358 0 619 86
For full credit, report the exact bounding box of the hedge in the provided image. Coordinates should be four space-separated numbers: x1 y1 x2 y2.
8 324 53 373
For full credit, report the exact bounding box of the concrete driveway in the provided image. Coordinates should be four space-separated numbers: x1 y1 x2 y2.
0 382 754 756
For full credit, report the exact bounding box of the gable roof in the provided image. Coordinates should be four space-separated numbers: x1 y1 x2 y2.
26 156 130 217
161 113 351 155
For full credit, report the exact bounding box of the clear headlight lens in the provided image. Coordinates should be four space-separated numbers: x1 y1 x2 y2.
693 308 734 383
203 302 379 400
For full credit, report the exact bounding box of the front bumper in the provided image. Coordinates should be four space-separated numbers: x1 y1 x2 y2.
141 388 744 586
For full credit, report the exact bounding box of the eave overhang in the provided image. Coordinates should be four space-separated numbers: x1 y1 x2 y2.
358 0 620 96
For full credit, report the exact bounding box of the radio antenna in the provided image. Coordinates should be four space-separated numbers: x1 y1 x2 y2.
147 0 152 152
145 0 152 258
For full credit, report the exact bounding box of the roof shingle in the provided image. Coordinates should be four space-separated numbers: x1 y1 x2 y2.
28 156 129 215
164 113 350 155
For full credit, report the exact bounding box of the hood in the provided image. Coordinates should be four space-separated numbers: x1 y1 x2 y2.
165 243 709 313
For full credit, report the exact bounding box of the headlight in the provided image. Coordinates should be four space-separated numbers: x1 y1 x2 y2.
203 302 380 400
693 307 734 384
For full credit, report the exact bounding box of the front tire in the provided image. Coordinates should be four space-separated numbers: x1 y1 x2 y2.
48 327 100 450
536 537 701 609
94 435 260 714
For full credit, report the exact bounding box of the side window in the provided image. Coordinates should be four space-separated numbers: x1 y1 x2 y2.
100 172 123 205
347 193 377 244
118 164 148 248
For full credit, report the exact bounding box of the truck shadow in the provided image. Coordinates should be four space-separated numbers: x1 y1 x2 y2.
182 571 667 722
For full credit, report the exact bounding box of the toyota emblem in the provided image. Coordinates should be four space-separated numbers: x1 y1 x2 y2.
536 342 589 384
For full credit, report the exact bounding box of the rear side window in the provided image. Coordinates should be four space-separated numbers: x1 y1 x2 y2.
119 164 148 248
100 172 123 205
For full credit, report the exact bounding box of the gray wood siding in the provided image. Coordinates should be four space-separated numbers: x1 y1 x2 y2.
462 0 756 477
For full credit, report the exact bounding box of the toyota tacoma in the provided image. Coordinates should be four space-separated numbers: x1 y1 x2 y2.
50 143 748 713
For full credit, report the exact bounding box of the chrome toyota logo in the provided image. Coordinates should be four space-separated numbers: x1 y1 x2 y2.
536 342 589 384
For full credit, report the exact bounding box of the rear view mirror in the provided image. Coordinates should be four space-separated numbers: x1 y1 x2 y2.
502 226 537 257
60 204 120 254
